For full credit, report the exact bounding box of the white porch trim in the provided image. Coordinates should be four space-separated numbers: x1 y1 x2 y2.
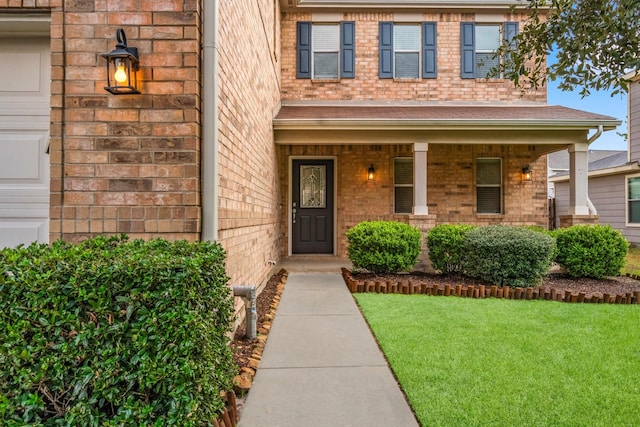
413 142 428 215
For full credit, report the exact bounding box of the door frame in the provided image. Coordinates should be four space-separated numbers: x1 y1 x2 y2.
288 156 337 256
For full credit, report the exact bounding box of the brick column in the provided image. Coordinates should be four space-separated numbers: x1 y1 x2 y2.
413 142 428 215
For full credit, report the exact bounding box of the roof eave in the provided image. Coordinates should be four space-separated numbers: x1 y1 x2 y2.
285 0 531 10
273 119 621 131
550 162 640 182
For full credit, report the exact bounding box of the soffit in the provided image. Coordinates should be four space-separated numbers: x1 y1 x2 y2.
273 104 621 132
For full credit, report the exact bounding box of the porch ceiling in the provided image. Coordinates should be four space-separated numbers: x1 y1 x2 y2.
273 104 621 133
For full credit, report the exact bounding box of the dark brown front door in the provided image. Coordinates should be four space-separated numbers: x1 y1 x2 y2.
292 159 334 254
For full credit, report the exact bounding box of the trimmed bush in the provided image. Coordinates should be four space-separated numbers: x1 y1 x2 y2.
346 221 422 273
0 235 236 426
463 225 556 287
553 224 629 278
426 224 478 274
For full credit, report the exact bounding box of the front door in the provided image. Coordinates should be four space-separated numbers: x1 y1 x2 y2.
292 159 334 254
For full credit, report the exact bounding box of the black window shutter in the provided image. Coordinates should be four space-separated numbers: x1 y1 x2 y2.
379 22 393 79
460 22 475 78
297 22 311 79
340 21 355 78
422 22 437 79
504 22 518 76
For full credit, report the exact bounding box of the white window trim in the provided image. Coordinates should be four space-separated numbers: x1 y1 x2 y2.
393 23 421 79
476 157 503 215
475 24 503 79
311 23 340 79
626 173 640 227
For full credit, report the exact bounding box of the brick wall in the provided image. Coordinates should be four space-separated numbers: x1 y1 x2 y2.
217 0 282 287
42 0 204 243
280 11 546 103
279 143 548 258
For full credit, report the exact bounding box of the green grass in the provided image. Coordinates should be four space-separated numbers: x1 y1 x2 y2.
624 246 640 276
355 294 640 427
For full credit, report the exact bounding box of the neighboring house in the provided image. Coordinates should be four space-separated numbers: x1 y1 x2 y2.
0 1 620 291
547 149 625 198
551 72 640 243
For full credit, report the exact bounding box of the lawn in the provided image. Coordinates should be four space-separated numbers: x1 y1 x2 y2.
624 246 640 276
355 294 640 427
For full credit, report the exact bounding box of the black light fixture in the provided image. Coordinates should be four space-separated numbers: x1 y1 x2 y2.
521 164 532 182
101 28 140 95
367 164 375 182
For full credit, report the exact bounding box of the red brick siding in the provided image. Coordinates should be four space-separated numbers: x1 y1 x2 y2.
280 11 546 103
217 0 282 287
279 144 547 257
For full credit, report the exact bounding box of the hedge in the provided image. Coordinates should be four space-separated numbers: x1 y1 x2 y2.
346 221 422 274
553 224 629 278
462 225 556 287
426 224 477 274
0 235 235 426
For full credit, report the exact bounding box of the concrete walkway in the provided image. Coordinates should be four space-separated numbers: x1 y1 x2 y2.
237 271 419 427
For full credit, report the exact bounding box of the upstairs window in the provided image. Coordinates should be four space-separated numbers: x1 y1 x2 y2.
475 25 501 78
379 22 437 79
297 22 355 79
476 158 502 214
394 158 414 214
394 25 421 78
461 22 518 79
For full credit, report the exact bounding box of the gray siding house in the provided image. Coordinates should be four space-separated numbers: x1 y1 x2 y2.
551 72 640 244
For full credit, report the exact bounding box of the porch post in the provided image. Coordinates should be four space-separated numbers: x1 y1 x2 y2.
413 142 428 215
567 142 590 215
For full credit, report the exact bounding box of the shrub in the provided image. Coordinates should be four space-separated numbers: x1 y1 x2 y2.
346 221 422 273
462 225 556 287
553 224 629 278
0 235 236 426
426 224 478 274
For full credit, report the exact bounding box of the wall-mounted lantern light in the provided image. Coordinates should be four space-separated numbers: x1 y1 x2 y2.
101 28 140 95
521 164 532 182
367 164 376 182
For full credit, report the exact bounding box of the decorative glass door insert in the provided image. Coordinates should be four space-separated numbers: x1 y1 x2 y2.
300 165 326 208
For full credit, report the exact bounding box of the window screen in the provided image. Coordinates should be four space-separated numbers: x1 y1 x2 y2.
394 158 413 213
312 24 339 78
394 25 420 78
476 158 502 214
475 25 500 78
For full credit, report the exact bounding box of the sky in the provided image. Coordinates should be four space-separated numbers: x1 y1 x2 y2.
547 80 628 151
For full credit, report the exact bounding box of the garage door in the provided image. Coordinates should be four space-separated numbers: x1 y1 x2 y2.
0 37 50 248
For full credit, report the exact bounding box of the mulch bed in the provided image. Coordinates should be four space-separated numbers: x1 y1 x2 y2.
230 269 286 391
344 270 640 300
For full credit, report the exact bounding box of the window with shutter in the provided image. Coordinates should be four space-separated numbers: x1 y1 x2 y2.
476 158 502 214
379 22 437 79
296 22 355 79
394 158 413 214
461 22 518 79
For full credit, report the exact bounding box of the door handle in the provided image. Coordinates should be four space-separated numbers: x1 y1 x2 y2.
292 202 297 224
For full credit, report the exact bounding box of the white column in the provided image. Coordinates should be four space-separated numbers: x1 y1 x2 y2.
568 142 590 215
413 143 428 215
